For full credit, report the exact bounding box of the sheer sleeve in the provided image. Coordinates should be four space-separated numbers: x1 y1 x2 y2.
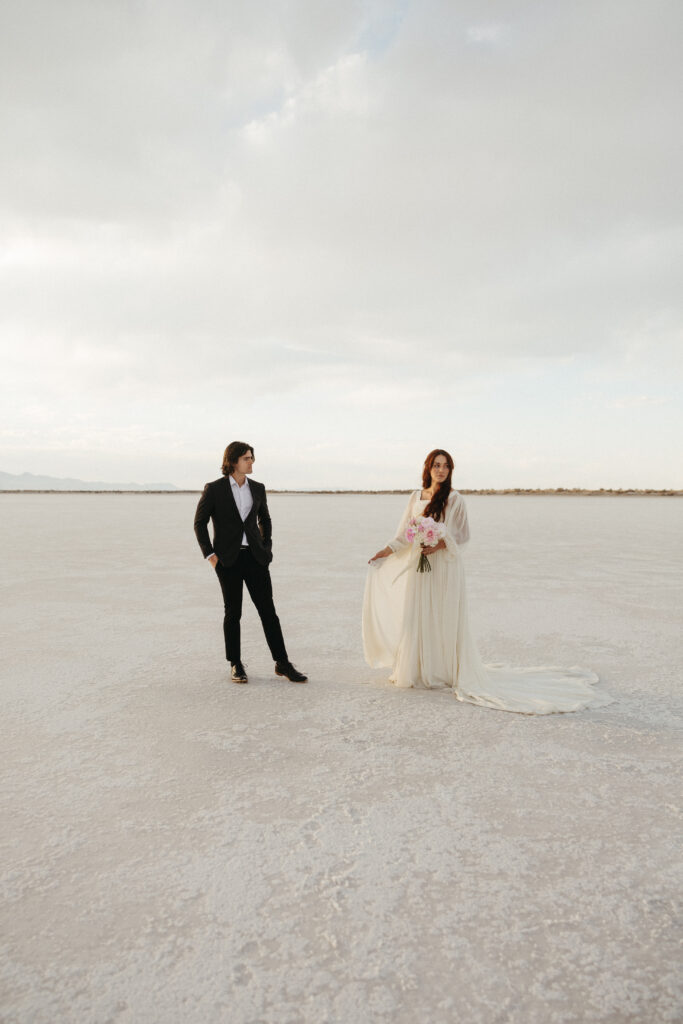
387 491 418 552
443 491 470 559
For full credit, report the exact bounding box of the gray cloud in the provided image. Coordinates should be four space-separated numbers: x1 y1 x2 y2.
0 0 681 487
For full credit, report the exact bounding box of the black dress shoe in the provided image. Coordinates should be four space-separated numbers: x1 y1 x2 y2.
274 661 308 683
230 661 248 684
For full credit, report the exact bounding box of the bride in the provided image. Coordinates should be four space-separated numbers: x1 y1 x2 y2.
363 449 611 714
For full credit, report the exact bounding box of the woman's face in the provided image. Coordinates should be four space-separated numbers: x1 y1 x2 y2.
430 455 450 486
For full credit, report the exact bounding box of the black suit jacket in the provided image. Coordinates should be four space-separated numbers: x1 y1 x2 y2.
194 477 273 567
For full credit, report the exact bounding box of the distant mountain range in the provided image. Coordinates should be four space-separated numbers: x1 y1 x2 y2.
1 472 678 495
0 471 179 491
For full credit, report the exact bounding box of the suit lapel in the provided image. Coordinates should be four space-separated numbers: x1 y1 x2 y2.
224 477 243 522
245 479 258 522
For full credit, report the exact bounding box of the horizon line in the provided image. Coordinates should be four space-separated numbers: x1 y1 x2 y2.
1 488 680 497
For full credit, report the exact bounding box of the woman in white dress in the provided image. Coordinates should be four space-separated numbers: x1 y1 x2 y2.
363 449 611 714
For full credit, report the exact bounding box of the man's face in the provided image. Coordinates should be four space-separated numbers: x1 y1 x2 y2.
235 450 255 476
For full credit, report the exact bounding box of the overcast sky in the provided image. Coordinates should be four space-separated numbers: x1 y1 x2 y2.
1 0 681 489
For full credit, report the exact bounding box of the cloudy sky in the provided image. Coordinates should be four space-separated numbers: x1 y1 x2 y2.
1 0 681 489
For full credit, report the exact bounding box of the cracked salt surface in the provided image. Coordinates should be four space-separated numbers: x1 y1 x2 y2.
1 493 681 1023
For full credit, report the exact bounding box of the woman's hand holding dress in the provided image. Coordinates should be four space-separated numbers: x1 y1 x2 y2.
369 546 393 564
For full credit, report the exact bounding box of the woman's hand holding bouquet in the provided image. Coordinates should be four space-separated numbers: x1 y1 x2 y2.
405 516 446 572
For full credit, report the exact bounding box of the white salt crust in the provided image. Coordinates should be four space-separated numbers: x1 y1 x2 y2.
1 494 681 1024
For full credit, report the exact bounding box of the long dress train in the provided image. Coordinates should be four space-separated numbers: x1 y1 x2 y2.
362 491 612 715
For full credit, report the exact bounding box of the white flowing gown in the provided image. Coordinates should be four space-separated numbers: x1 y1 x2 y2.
362 491 612 714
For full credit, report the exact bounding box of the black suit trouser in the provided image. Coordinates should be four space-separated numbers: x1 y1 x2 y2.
214 548 288 664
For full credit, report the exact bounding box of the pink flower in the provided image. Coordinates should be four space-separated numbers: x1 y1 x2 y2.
404 513 445 549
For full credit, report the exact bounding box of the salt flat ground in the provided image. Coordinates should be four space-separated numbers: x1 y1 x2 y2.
1 493 681 1024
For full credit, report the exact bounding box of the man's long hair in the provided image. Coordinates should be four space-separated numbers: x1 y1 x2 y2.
421 449 455 521
221 441 254 476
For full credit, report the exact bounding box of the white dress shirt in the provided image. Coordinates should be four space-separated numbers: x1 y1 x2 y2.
230 475 253 546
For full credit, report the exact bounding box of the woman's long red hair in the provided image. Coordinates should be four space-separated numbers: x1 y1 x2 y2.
422 449 455 521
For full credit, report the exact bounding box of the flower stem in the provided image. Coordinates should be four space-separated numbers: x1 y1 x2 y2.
417 552 432 573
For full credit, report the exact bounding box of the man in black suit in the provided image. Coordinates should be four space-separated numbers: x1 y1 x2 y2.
194 441 307 684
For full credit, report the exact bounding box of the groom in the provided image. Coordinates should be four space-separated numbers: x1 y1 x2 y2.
194 441 307 684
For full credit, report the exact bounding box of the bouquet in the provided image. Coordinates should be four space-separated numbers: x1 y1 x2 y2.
404 516 446 572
